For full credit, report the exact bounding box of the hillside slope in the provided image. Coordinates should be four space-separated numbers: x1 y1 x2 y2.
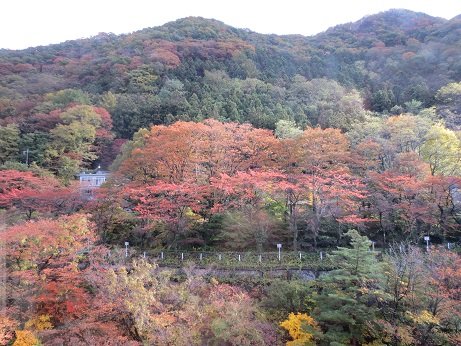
0 9 460 137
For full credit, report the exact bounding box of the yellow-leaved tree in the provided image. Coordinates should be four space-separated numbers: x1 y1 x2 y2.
280 312 319 346
420 123 461 176
12 330 39 346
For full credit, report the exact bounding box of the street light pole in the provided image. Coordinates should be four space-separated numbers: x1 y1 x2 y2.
424 236 430 252
23 148 29 166
124 241 129 257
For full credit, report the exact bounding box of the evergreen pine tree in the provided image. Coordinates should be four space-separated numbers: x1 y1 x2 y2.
313 230 384 346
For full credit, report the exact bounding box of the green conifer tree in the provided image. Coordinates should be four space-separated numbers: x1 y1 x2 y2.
313 230 384 346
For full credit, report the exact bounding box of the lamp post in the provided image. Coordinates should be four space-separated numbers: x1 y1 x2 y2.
277 243 282 261
424 236 430 252
22 148 29 166
124 241 129 257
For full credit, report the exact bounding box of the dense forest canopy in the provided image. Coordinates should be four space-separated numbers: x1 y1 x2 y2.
1 9 461 346
1 10 461 138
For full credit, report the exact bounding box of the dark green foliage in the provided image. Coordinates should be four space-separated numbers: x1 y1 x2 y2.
18 131 51 166
190 213 225 248
262 280 313 321
0 123 20 164
372 88 396 112
312 230 384 345
111 93 163 138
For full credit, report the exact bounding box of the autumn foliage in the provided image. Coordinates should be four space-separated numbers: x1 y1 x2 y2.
280 312 319 346
1 121 460 345
0 214 138 345
117 120 373 250
2 12 461 344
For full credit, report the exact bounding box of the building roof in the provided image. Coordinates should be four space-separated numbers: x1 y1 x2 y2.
76 170 111 177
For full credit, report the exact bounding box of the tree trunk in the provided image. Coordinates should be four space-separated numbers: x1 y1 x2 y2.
379 212 386 245
311 204 320 249
289 204 298 251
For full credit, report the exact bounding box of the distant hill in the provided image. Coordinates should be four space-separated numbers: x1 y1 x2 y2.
0 9 460 137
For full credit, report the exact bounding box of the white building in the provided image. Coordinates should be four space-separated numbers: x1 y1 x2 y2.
77 170 110 198
77 170 110 187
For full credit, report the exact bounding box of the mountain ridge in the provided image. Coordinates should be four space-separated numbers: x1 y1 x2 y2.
2 9 457 52
0 9 460 137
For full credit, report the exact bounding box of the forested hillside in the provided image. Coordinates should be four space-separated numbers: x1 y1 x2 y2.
1 9 461 139
1 9 461 346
